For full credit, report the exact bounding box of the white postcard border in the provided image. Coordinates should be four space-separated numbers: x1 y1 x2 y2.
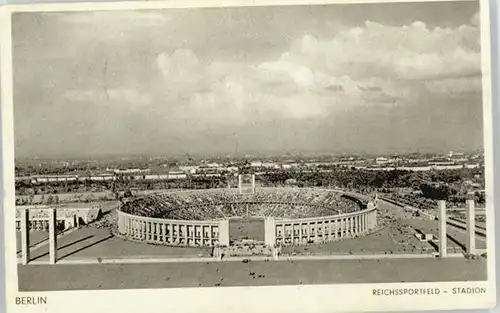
0 1 496 312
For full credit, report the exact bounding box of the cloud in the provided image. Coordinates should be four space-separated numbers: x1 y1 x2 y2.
425 76 482 95
284 18 480 81
150 11 482 123
57 11 171 29
63 88 151 110
470 11 480 27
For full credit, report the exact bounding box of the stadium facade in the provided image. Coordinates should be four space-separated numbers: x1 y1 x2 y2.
116 175 379 247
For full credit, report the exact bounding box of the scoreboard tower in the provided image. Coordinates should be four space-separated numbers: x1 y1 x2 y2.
238 174 255 195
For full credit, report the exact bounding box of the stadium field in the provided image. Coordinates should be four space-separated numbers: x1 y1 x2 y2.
229 217 265 242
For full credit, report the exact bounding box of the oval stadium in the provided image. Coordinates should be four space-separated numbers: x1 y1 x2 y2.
117 181 378 248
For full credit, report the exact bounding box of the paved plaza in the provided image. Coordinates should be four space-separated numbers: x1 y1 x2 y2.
18 257 487 291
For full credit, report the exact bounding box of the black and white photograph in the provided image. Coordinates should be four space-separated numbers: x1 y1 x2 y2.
0 0 496 312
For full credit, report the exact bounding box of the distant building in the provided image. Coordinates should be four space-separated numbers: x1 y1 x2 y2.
375 157 390 165
112 168 150 174
15 205 102 231
250 161 262 167
179 166 198 174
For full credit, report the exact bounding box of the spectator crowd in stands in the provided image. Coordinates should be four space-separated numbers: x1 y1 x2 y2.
120 188 363 220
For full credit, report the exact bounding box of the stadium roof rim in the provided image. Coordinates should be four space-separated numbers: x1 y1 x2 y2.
116 206 378 225
119 187 377 223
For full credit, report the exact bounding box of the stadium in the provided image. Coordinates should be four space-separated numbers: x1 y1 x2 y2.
116 175 379 250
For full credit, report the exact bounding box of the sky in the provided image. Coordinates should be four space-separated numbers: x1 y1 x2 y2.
12 1 484 158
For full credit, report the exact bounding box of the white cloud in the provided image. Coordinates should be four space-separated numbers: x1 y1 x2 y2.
58 11 171 29
153 12 481 123
284 18 480 81
425 77 482 95
470 12 480 27
63 88 151 110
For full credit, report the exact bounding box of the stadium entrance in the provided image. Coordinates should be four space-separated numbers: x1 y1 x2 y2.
228 217 265 244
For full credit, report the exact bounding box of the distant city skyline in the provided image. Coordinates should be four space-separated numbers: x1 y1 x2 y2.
13 1 483 158
14 148 485 163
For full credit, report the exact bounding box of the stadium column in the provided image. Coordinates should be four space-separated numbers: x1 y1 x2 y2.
191 225 195 245
48 207 58 264
466 199 476 255
438 200 447 258
21 208 30 265
324 221 329 241
200 225 204 246
361 214 365 233
117 212 126 234
340 218 344 238
334 220 338 239
169 224 174 243
264 218 276 246
156 223 161 243
218 220 230 246
161 223 167 243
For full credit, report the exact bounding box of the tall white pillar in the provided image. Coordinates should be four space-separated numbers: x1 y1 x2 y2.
218 220 230 246
438 200 447 258
48 208 58 264
466 199 476 254
21 208 30 265
251 175 256 194
117 211 126 234
264 218 276 246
